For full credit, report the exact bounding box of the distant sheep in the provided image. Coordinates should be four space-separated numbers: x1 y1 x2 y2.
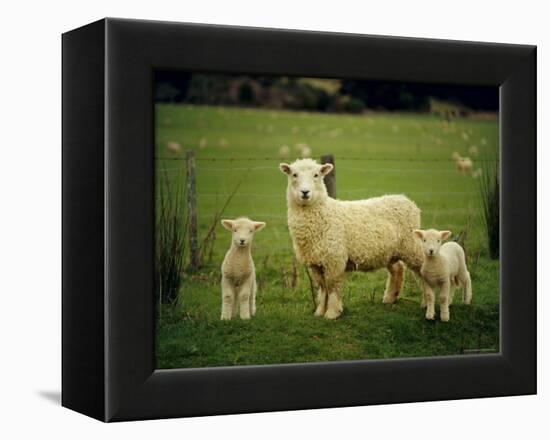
219 138 229 148
452 152 474 176
278 145 290 158
456 157 473 175
301 146 312 157
294 143 312 158
220 217 266 320
413 229 472 321
279 159 426 319
166 141 181 154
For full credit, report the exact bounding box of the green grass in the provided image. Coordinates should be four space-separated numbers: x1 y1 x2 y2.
155 104 500 369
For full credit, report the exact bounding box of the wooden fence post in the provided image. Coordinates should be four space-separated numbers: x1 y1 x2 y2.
321 154 336 198
186 150 199 271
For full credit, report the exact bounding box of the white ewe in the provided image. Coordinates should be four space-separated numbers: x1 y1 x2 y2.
279 159 426 319
220 217 266 320
413 229 472 322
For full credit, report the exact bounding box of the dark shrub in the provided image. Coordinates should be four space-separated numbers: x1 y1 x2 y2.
345 98 365 114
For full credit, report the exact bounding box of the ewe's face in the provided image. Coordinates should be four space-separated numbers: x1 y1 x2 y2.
222 218 266 248
413 229 452 257
279 160 333 206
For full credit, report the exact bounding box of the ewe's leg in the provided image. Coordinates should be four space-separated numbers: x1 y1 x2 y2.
314 288 327 317
250 277 257 316
310 266 328 317
220 278 235 320
325 289 344 320
383 261 405 304
238 278 252 320
439 280 451 322
324 263 346 320
423 281 436 320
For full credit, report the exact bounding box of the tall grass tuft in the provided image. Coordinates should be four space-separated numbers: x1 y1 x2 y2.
156 167 188 305
479 149 499 259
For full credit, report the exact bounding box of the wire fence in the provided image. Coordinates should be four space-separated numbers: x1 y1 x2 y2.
169 165 473 174
156 153 485 265
156 155 498 162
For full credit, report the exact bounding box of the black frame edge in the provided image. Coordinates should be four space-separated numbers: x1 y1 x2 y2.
62 19 107 421
500 46 537 393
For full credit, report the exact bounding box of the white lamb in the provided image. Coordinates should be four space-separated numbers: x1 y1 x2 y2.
413 229 472 322
220 217 266 320
279 158 426 319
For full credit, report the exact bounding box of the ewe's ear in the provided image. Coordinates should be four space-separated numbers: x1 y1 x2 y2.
319 163 334 176
253 222 266 232
221 219 234 231
413 229 424 239
440 230 452 240
279 163 291 175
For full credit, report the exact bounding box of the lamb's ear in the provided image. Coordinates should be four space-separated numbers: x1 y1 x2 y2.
279 163 291 175
253 221 266 232
319 163 334 176
440 230 452 240
413 229 424 239
221 219 234 231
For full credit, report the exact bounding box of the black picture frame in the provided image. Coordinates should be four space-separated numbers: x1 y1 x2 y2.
62 18 536 422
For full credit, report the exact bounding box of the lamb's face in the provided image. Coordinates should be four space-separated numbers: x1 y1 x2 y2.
222 217 266 248
279 159 333 206
413 229 452 257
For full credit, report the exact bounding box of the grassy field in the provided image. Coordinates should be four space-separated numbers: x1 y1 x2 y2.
155 104 500 369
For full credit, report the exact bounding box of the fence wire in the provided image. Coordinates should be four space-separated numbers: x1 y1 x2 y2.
156 154 484 267
157 155 497 162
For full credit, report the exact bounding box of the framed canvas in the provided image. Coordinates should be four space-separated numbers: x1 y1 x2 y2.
62 18 536 422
